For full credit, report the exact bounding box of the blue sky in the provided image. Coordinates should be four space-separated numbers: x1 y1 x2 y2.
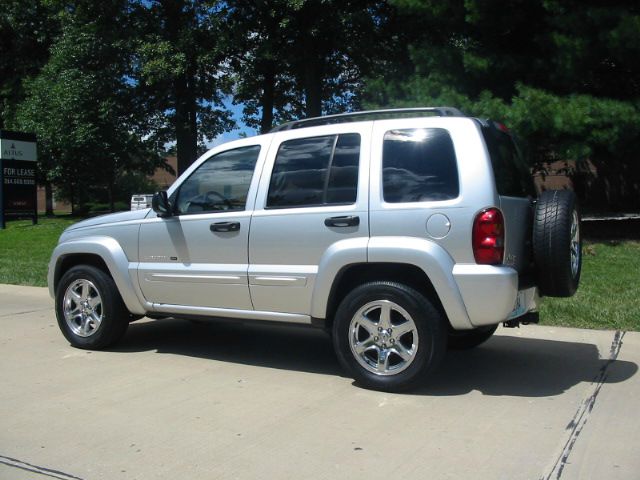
206 98 256 148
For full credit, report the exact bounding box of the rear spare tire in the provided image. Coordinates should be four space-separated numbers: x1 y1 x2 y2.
533 190 582 297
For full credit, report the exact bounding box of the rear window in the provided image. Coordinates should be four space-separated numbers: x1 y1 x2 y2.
267 133 360 208
482 127 535 197
383 128 459 203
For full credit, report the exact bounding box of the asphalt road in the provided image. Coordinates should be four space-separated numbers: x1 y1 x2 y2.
1 284 638 480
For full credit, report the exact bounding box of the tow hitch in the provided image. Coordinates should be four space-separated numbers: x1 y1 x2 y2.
503 311 540 328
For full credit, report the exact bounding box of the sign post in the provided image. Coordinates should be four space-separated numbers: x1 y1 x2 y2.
0 130 38 229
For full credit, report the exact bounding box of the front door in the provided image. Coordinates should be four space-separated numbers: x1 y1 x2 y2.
137 140 268 311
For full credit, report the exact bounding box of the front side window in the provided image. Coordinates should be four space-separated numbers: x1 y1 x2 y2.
383 128 459 203
174 145 260 214
267 133 360 208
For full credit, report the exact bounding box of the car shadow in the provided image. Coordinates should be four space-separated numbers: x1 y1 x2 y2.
418 334 637 397
116 317 343 376
114 318 637 397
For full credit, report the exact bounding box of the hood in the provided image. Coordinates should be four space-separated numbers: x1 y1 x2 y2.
65 209 151 231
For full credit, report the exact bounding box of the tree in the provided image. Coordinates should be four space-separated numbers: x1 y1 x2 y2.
288 1 398 117
132 0 234 175
225 0 299 133
0 1 60 129
363 0 640 210
227 0 395 131
16 1 165 213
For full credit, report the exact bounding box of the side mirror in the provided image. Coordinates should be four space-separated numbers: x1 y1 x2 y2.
152 191 172 217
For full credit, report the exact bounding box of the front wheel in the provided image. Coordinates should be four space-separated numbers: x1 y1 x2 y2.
55 265 129 349
332 282 447 392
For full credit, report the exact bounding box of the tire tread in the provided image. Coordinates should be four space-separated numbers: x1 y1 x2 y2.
533 190 581 297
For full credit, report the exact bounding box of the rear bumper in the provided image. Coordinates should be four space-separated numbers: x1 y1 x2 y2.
452 264 538 328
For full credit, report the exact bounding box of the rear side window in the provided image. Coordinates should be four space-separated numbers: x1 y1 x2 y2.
383 128 459 203
267 133 360 208
482 127 535 197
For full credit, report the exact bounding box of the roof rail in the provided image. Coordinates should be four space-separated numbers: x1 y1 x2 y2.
270 107 466 132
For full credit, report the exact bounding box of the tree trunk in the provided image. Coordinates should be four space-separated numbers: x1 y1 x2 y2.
108 180 115 212
303 60 323 118
260 63 276 134
174 73 198 176
69 185 77 216
44 182 54 217
161 0 198 177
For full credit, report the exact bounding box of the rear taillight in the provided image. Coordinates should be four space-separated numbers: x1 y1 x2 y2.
472 208 504 265
496 122 510 133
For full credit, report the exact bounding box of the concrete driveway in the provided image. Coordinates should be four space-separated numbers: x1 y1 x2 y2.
1 284 638 480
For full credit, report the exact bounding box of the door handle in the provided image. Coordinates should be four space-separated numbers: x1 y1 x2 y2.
324 215 360 227
210 221 240 232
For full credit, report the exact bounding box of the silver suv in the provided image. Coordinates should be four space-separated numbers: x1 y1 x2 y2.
48 107 582 391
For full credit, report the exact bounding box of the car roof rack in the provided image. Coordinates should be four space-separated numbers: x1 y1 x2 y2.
270 107 466 132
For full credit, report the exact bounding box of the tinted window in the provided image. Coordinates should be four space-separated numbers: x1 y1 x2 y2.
383 128 459 203
326 134 360 204
267 133 360 208
175 145 260 214
482 127 535 197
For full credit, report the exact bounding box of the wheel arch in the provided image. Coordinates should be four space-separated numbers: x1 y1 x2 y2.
49 236 147 315
311 236 474 330
323 263 448 329
53 253 110 292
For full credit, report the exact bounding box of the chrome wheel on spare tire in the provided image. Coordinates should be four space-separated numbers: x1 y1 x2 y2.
55 265 129 349
333 282 447 392
533 190 582 297
570 210 581 278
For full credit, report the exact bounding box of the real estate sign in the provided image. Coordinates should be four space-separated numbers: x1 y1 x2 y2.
0 130 38 229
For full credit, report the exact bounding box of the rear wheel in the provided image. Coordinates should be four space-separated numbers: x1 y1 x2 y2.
533 190 582 297
332 282 447 392
55 265 129 349
447 325 497 350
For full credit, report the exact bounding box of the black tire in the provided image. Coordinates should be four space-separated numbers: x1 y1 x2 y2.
332 282 447 392
533 190 582 297
55 265 129 349
447 325 498 350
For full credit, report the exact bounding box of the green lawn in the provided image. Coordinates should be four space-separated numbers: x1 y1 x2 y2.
1 218 638 331
540 241 640 331
0 217 76 286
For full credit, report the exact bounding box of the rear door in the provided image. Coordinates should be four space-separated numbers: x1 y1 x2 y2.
248 124 371 315
481 124 536 273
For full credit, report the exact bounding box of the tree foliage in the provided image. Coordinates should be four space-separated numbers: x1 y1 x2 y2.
363 0 640 210
15 1 165 212
2 1 639 212
132 0 235 175
227 0 394 132
0 0 60 128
